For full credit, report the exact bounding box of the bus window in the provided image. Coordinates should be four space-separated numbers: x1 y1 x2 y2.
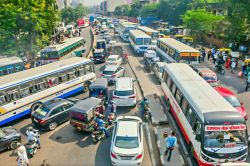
193 121 201 135
85 64 93 74
181 97 189 115
8 90 20 101
59 74 67 83
175 89 183 104
20 87 30 98
0 95 6 105
186 107 194 123
171 83 177 95
166 77 172 89
79 68 85 76
34 81 46 92
67 71 76 80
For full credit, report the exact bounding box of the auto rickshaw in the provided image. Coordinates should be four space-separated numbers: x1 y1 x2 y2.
89 78 108 104
182 36 193 46
69 97 105 132
158 34 170 38
174 34 184 41
218 48 232 55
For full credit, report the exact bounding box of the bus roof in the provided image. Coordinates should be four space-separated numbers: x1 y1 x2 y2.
0 57 23 67
138 26 158 33
158 38 199 53
0 57 91 90
165 63 243 123
119 21 138 28
129 30 151 38
40 37 83 52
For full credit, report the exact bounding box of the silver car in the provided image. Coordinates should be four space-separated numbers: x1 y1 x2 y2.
101 65 125 83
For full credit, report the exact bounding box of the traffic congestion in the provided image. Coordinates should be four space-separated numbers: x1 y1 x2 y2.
1 5 250 166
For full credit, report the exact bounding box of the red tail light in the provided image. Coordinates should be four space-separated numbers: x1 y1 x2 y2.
129 95 135 98
136 154 143 160
101 74 104 76
113 96 120 99
38 119 47 124
111 152 117 159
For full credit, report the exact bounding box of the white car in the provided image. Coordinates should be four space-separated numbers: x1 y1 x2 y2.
101 65 125 83
152 62 167 82
144 50 157 59
110 116 143 166
112 77 136 107
106 55 123 66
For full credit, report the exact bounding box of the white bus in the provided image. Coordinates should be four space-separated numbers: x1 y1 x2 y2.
156 38 200 64
137 26 158 47
161 63 248 165
117 21 138 41
0 57 96 126
0 57 25 76
129 30 152 54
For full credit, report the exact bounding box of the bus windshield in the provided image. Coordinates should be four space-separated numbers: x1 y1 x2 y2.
136 38 143 45
204 125 247 150
144 38 151 45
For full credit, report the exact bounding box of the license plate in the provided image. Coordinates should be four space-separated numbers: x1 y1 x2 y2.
121 156 132 160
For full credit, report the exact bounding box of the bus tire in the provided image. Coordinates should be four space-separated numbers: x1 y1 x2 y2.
166 100 171 112
30 102 42 113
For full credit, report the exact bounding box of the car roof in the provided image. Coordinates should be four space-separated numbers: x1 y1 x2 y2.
215 86 235 96
89 78 108 89
116 116 141 137
115 77 133 91
196 67 215 74
146 50 156 54
44 98 69 110
69 97 102 114
108 55 120 58
104 65 119 71
94 49 104 53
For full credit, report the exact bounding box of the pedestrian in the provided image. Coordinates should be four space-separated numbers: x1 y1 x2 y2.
207 50 212 60
225 58 231 69
165 131 177 162
245 72 250 91
231 60 236 73
16 143 29 166
242 63 247 77
97 117 109 138
201 49 206 62
246 64 250 75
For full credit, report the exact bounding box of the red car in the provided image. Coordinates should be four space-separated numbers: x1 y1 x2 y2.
215 86 248 120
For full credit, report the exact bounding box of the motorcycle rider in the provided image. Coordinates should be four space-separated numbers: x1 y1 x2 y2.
26 127 40 148
96 116 109 138
215 56 224 72
139 97 150 117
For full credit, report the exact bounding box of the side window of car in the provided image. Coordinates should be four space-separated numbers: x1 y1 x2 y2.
50 106 63 117
63 103 74 110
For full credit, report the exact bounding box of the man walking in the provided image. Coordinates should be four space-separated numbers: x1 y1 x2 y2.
165 131 177 162
16 143 29 166
245 72 250 91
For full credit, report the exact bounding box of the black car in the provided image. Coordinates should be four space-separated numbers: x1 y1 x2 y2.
92 49 105 63
31 98 74 131
0 127 21 151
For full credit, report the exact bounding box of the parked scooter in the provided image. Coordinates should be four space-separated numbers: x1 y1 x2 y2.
91 130 105 144
26 129 40 157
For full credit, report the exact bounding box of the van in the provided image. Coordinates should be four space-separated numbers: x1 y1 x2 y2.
112 77 136 107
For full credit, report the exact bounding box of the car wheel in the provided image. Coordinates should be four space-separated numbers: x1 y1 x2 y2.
31 102 42 112
9 140 19 150
49 122 58 131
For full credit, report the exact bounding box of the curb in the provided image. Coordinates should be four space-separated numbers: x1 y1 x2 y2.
154 127 165 166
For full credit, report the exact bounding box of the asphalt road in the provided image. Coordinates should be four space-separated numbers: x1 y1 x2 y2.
0 28 152 166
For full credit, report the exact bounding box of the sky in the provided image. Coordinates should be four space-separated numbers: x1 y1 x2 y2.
84 0 103 6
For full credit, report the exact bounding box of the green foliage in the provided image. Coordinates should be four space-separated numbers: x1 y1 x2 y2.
140 3 158 17
60 4 88 24
129 0 142 17
182 9 223 34
0 0 58 56
114 5 131 16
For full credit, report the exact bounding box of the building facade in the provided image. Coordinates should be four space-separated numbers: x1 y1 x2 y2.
56 0 72 10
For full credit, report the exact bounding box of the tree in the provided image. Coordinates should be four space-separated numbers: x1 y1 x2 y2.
0 0 58 56
182 9 224 40
61 4 88 24
114 5 130 16
129 0 142 17
140 3 158 17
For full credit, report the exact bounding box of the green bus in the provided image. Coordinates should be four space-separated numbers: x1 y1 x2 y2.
0 57 25 76
40 37 84 64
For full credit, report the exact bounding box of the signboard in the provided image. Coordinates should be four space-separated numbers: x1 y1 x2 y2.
191 53 200 57
180 52 190 56
205 125 246 131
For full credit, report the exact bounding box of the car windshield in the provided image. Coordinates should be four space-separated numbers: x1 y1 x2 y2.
224 96 241 107
35 106 50 117
107 58 116 61
94 53 102 57
114 90 134 96
0 129 6 137
204 125 247 149
103 70 115 75
115 136 139 149
203 75 217 81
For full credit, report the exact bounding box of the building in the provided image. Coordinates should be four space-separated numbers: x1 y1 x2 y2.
106 0 132 13
56 0 72 10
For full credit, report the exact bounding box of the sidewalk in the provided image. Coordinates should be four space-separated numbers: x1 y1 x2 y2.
128 55 168 125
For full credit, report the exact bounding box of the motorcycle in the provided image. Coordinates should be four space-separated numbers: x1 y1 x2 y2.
215 64 225 75
26 130 40 157
108 113 116 125
91 129 105 144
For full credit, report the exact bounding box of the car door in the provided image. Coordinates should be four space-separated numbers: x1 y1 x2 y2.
48 106 65 124
62 102 74 121
0 136 8 151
